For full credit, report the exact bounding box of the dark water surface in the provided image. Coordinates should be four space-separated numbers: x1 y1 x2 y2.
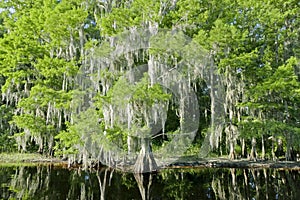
0 165 299 200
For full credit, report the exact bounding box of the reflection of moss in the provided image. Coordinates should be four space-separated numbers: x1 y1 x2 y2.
8 186 30 200
121 173 137 189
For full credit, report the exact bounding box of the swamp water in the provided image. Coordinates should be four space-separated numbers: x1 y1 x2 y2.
0 165 299 200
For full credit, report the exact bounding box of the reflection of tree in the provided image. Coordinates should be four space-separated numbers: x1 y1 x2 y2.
212 174 226 199
211 168 300 200
0 166 100 199
134 173 153 200
96 168 115 200
160 169 193 199
8 166 51 199
1 166 300 199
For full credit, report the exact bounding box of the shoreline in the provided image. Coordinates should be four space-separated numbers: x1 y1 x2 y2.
165 158 300 170
1 153 299 170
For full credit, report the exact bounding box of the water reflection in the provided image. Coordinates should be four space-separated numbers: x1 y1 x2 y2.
0 165 299 199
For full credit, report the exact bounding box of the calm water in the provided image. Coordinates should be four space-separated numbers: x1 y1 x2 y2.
0 165 299 200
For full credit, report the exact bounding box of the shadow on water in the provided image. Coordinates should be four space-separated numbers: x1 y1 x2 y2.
0 165 300 199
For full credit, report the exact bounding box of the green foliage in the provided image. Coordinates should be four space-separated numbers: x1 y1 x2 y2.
0 0 300 162
0 0 86 153
100 0 162 35
0 133 15 153
92 72 171 149
54 108 100 156
131 73 171 106
54 129 80 156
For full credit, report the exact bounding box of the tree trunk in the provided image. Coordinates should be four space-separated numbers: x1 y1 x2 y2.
249 137 257 161
271 136 276 161
285 132 292 161
261 135 265 160
241 138 247 158
228 141 235 160
226 125 237 160
127 135 138 155
134 138 157 173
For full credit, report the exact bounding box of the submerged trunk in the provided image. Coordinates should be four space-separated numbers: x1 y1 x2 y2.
134 138 157 173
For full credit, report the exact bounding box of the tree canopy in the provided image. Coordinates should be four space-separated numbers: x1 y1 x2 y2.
0 0 299 170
